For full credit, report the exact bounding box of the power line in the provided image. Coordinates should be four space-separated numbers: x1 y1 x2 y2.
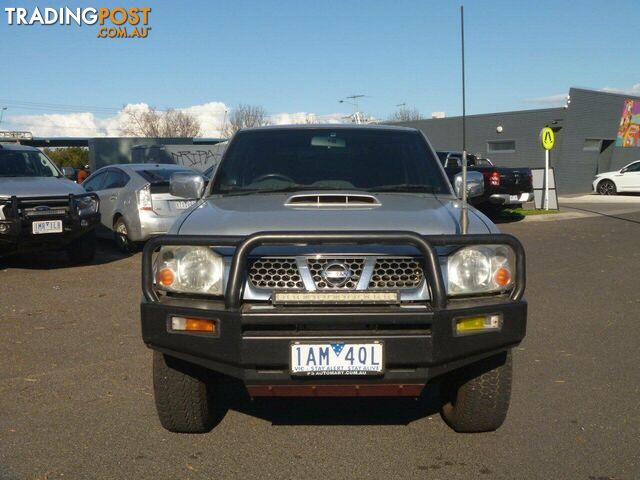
0 98 122 114
6 119 122 133
0 98 185 115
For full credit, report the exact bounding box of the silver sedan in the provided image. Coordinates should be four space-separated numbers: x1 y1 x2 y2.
82 163 201 252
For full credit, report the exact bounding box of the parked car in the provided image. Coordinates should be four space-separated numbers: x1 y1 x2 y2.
437 151 533 210
0 143 99 262
593 160 640 195
82 163 201 252
140 125 527 434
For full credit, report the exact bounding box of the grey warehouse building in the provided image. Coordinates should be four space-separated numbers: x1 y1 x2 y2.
394 87 640 194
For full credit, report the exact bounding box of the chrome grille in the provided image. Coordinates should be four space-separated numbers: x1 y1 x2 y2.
249 258 303 290
369 258 423 289
308 258 365 290
247 256 424 291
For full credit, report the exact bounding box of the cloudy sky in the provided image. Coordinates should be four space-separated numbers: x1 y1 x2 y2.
1 0 637 137
5 102 349 137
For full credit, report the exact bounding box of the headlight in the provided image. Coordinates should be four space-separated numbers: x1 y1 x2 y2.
76 194 98 215
154 246 224 295
447 245 515 296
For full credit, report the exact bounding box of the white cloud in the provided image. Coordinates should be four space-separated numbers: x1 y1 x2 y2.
3 102 352 138
180 102 229 137
269 111 349 125
525 83 640 106
6 112 104 136
601 83 640 95
524 93 568 106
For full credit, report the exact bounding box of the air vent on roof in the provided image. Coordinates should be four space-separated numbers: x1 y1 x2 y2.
285 193 381 208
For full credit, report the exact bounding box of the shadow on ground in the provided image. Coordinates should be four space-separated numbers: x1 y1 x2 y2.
491 212 526 224
213 381 443 427
0 238 134 271
561 205 640 225
477 207 526 225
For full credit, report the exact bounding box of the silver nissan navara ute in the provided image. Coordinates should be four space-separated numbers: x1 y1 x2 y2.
141 125 527 434
0 143 100 262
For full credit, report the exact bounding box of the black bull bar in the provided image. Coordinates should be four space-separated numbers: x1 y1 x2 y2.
142 231 526 309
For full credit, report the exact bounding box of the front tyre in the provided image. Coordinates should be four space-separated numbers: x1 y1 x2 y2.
153 351 220 433
66 230 96 264
113 217 136 253
440 350 513 433
597 179 617 195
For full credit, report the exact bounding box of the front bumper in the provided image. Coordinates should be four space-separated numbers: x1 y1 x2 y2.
0 194 100 254
0 212 100 253
142 296 527 386
140 231 527 394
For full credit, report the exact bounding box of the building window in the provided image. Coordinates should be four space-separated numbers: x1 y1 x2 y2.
583 138 601 151
487 140 516 153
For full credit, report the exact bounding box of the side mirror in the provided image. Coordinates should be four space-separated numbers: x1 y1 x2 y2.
454 171 484 200
620 167 628 173
170 172 205 199
62 166 76 179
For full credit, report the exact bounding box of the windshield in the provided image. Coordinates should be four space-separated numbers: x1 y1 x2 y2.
0 149 61 178
211 129 449 195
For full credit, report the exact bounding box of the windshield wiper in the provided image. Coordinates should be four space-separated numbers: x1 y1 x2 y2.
259 185 351 193
368 184 437 193
218 185 354 196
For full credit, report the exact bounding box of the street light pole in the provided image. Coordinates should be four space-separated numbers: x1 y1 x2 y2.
0 107 7 130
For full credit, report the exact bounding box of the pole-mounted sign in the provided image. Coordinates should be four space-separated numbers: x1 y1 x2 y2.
540 127 555 150
540 127 555 210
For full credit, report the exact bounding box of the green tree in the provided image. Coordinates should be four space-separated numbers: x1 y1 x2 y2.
43 147 90 169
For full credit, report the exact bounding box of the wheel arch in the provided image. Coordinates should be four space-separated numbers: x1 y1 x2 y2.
112 212 124 228
597 177 618 192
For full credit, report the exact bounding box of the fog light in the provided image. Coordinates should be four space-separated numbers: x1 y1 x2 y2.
170 316 217 334
0 223 8 234
455 314 502 335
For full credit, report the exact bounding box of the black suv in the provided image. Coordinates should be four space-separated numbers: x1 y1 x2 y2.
0 143 100 262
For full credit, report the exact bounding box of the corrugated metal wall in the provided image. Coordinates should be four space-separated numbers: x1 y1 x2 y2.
392 88 640 194
555 88 640 193
395 108 566 171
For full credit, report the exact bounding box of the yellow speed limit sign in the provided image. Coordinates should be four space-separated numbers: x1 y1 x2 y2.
540 127 555 150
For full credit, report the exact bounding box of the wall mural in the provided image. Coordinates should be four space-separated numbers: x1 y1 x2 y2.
616 99 640 147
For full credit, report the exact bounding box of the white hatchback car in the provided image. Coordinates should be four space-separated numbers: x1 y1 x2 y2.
82 163 202 252
593 160 640 195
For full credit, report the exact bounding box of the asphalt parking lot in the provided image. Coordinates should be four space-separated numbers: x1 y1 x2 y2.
1 206 639 480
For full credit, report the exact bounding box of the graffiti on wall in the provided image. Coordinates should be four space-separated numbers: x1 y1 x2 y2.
616 99 640 147
169 149 222 171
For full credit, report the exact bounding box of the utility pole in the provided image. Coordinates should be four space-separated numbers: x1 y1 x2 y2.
0 107 7 130
220 109 228 137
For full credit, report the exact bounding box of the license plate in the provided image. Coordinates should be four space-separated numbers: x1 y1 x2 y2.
32 220 63 234
509 195 520 202
290 341 384 376
174 200 195 210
